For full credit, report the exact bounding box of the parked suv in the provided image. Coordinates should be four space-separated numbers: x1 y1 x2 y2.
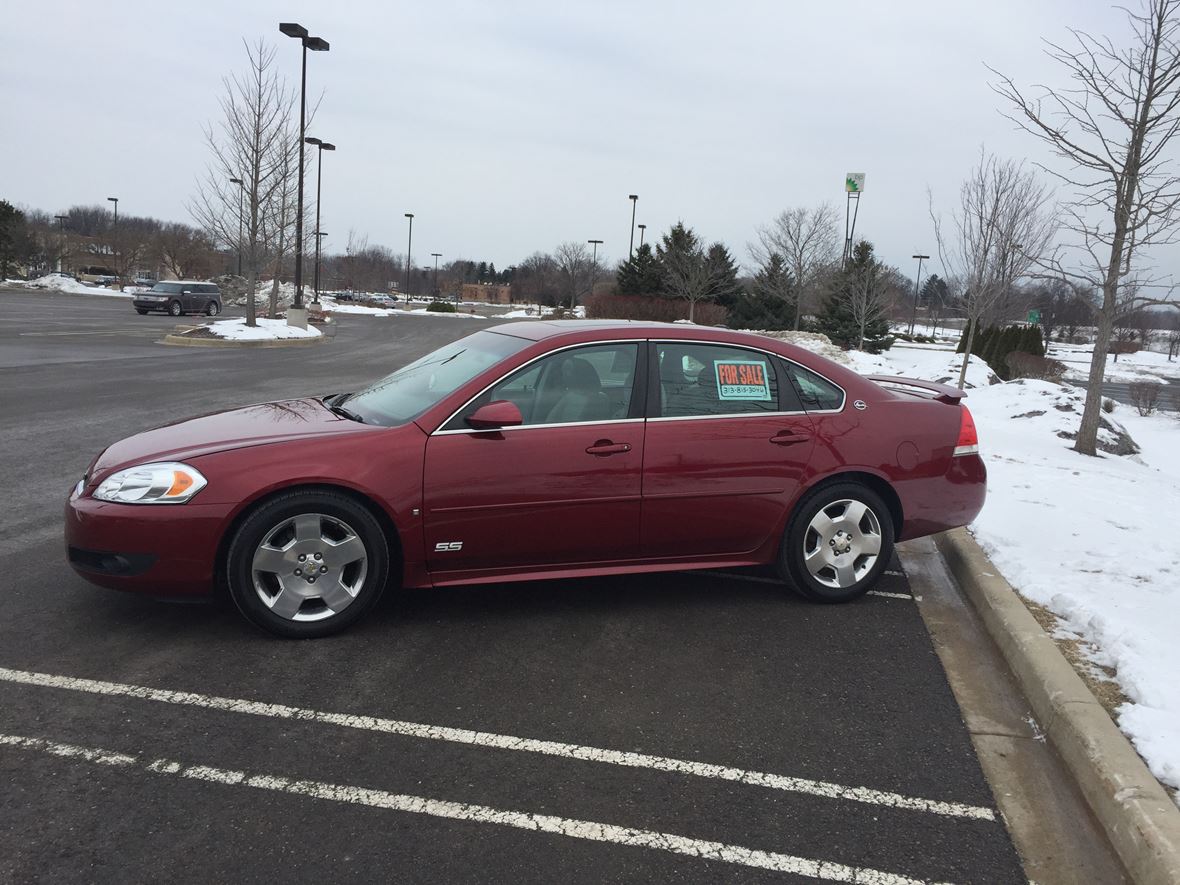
133 281 222 317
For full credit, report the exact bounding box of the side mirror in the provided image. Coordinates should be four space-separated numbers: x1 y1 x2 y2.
467 400 523 430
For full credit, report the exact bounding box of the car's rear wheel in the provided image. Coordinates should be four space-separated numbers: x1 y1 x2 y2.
168 300 182 317
206 301 220 316
135 308 148 315
225 490 390 638
780 482 893 603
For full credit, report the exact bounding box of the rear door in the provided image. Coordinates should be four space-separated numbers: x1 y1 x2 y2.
421 341 647 578
640 341 815 559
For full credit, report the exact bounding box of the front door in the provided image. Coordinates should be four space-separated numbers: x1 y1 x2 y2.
422 341 646 579
641 341 815 559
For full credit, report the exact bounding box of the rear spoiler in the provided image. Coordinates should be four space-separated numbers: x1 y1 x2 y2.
864 375 967 405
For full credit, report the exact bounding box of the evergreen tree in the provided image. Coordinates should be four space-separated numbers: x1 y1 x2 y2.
727 253 795 329
704 242 742 309
476 260 488 282
656 221 702 269
488 262 497 281
0 201 33 278
615 243 665 296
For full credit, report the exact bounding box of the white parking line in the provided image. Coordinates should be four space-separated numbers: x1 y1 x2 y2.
694 570 914 601
0 732 945 884
0 666 993 821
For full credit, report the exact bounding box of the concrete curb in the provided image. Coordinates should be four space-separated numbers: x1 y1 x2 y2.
161 332 325 348
936 528 1180 885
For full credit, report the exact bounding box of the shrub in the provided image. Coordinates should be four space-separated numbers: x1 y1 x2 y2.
584 293 727 326
426 300 456 313
1102 397 1116 413
1004 351 1067 382
1129 381 1163 416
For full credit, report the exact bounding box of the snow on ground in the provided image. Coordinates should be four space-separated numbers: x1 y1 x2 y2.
858 341 1180 801
846 343 1001 389
1049 341 1180 384
203 318 321 340
22 274 129 298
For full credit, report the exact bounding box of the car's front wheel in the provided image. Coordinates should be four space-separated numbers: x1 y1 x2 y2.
780 482 894 603
225 490 391 638
168 300 182 317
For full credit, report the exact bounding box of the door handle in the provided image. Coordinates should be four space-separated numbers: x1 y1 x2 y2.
585 441 631 456
770 430 811 446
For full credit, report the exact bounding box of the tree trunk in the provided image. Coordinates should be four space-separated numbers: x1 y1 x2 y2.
957 318 978 389
1075 301 1114 455
688 299 696 322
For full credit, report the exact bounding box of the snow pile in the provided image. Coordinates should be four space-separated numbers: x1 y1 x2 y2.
24 274 129 298
966 382 1180 797
322 300 396 317
847 344 1000 389
203 318 322 341
743 330 852 366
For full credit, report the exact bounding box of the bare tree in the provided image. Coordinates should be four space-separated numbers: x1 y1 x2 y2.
930 150 1057 387
752 204 840 329
992 0 1180 454
663 243 725 323
190 40 295 326
554 241 592 310
157 223 215 280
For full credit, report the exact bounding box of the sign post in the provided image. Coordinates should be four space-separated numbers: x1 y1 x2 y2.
843 173 865 268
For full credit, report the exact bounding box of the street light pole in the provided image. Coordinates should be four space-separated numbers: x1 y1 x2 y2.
637 223 646 249
229 177 245 276
305 137 335 305
908 254 929 337
431 252 442 297
587 239 603 310
106 197 118 279
404 213 414 296
279 22 329 320
628 194 638 258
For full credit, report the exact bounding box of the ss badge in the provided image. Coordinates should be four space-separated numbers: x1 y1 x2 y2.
434 541 463 552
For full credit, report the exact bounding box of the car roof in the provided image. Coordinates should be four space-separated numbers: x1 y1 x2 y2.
491 319 767 345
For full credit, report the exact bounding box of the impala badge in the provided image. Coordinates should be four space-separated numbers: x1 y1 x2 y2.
853 400 867 411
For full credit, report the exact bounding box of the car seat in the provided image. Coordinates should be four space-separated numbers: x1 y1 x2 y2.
544 358 611 423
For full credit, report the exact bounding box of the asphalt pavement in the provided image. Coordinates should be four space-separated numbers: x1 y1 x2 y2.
0 288 1053 883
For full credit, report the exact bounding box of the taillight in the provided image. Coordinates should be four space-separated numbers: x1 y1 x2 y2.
953 405 979 456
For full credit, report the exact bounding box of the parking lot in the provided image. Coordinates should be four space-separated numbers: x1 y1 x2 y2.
0 290 1120 883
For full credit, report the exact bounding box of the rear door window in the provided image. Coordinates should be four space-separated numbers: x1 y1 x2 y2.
653 343 781 418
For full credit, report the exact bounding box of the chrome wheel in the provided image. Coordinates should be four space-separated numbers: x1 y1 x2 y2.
207 301 220 316
802 498 883 590
250 512 369 622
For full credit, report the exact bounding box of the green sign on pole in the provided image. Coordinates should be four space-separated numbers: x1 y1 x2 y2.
1027 309 1041 324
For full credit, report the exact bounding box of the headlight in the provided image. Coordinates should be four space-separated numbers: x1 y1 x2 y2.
93 462 208 504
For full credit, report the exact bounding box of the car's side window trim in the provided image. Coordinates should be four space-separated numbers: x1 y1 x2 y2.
645 338 812 421
433 339 648 435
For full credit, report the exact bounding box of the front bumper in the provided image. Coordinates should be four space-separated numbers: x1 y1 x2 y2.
64 493 229 596
132 297 168 310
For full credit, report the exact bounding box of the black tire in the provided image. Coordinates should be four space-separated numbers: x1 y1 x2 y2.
206 301 220 316
779 481 894 603
135 308 148 315
168 300 182 317
225 490 392 638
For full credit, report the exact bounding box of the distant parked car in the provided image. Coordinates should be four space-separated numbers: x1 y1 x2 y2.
133 281 222 317
133 276 158 287
371 294 394 305
76 266 117 285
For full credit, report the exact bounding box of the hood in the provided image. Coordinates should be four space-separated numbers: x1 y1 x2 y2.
89 398 372 479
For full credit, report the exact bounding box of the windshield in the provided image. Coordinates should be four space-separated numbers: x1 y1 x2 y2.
151 282 186 294
345 330 528 426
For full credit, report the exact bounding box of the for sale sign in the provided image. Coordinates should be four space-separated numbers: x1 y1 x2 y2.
714 360 772 401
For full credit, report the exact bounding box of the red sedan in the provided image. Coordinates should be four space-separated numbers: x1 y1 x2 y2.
65 321 985 638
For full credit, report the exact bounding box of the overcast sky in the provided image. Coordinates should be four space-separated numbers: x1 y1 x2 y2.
1 0 1142 277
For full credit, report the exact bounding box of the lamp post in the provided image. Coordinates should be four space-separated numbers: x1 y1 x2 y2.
229 177 245 275
54 215 68 273
627 194 638 258
106 197 118 279
305 137 335 305
279 22 329 320
586 239 603 309
637 223 646 249
908 254 929 337
404 213 414 297
431 252 442 297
